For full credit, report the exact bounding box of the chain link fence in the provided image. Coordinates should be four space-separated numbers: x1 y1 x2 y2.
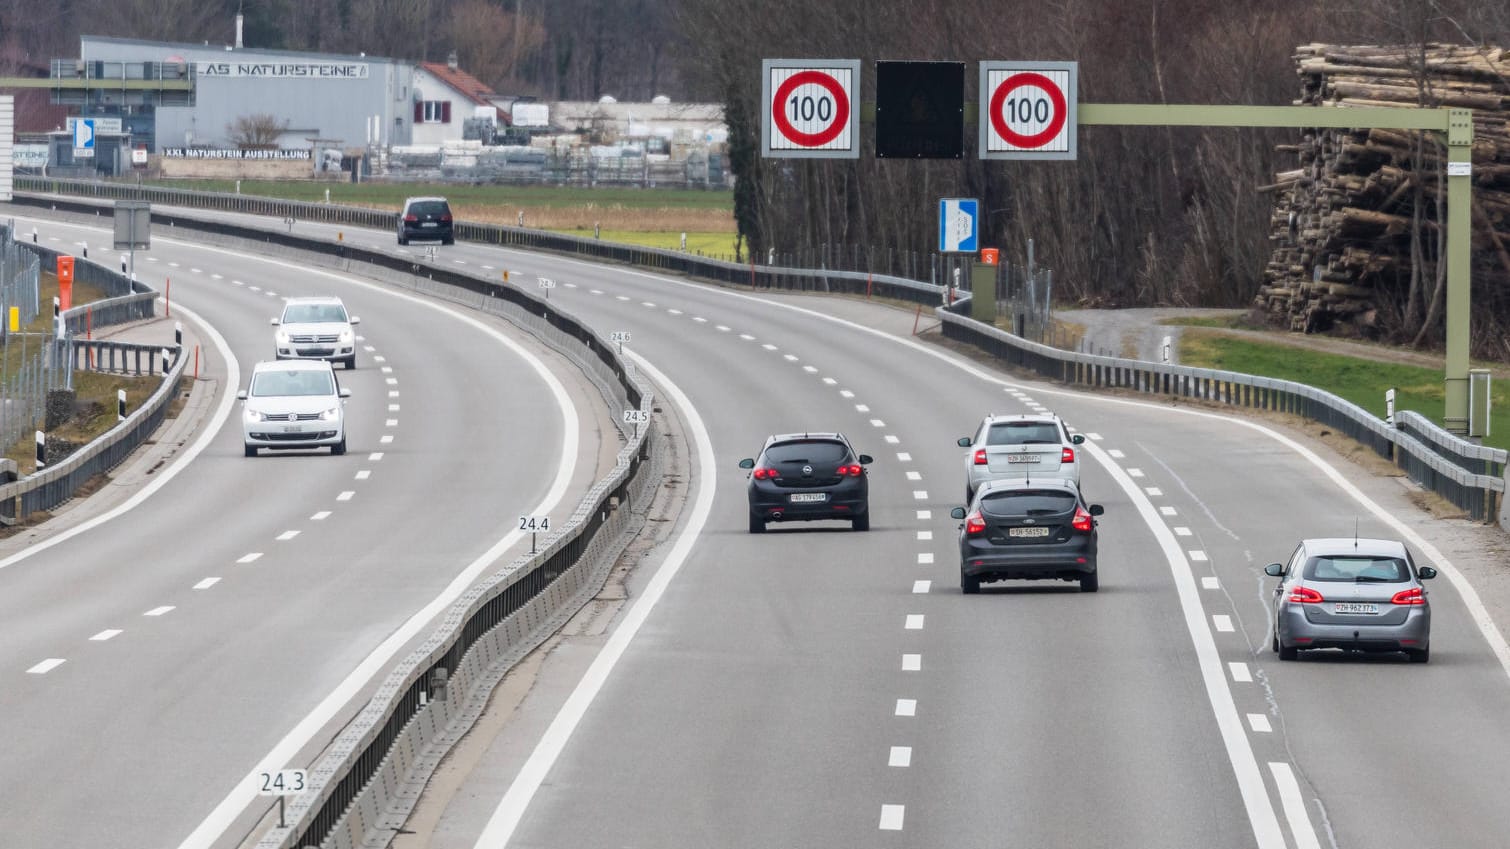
0 224 51 456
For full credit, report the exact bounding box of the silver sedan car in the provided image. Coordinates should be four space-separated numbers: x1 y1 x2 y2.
1265 537 1436 663
238 360 350 457
957 412 1084 502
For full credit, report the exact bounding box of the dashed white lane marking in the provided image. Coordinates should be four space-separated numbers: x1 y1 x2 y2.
190 267 202 274
380 435 394 444
237 553 263 564
144 606 175 617
385 419 398 427
916 530 932 541
825 378 839 386
194 578 221 590
879 805 905 831
388 404 400 411
27 659 66 674
640 301 655 308
381 366 393 373
265 291 278 297
276 531 299 541
762 343 778 351
364 345 376 352
1247 714 1273 733
896 699 917 717
912 490 928 500
1127 468 1145 478
917 553 933 564
590 289 604 296
901 654 921 671
616 295 631 302
897 452 912 462
869 418 886 427
1202 576 1220 590
906 471 922 481
1213 615 1234 632
389 391 400 398
374 355 386 363
249 285 261 292
916 510 931 520
1160 506 1178 516
168 261 181 268
337 491 355 501
1229 662 1252 683
716 324 730 332
148 256 160 262
386 378 398 385
783 354 798 361
889 746 913 767
1146 486 1163 496
739 333 755 341
368 452 384 461
1108 449 1126 458
802 365 818 373
211 273 223 280
1190 551 1209 562
856 404 871 412
311 511 331 521
232 279 243 286
91 629 123 641
692 316 707 322
1174 527 1193 536
904 614 924 630
1269 763 1323 849
482 265 495 271
912 580 930 594
885 435 900 444
668 309 683 316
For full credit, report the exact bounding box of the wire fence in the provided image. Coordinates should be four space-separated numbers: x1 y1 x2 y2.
0 224 50 456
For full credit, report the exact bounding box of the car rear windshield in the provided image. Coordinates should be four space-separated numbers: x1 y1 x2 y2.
1304 556 1409 582
251 370 336 397
987 422 1061 445
764 440 850 466
980 489 1076 516
410 201 450 216
282 304 348 324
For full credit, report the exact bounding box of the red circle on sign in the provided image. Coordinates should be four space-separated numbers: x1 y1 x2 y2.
771 70 851 148
989 72 1068 149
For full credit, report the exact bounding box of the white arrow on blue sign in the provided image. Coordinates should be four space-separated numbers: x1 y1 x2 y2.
938 198 979 253
73 118 95 149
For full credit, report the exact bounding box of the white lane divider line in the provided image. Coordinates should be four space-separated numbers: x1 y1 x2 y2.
640 301 656 308
1085 432 1103 440
1127 468 1145 478
895 698 917 716
210 273 223 280
904 614 924 630
1190 551 1209 562
888 746 913 768
276 531 300 541
190 267 202 274
855 404 871 413
801 365 819 373
249 285 261 292
1202 576 1220 590
782 354 798 362
1268 763 1323 849
27 658 66 674
916 510 931 520
1145 486 1163 496
368 452 384 461
385 419 398 427
693 316 707 322
237 552 263 564
901 654 921 671
869 418 886 427
380 435 394 444
1108 449 1126 458
144 606 175 617
912 490 928 500
916 530 932 541
91 629 123 641
389 390 400 398
885 435 900 444
906 471 922 481
355 470 371 480
337 491 355 502
917 553 933 564
1174 527 1193 537
896 452 912 462
1248 714 1273 733
1229 662 1252 683
761 343 778 351
1213 615 1234 632
1160 506 1178 516
879 804 905 831
168 261 181 268
373 355 387 363
381 366 394 374
826 378 840 386
232 279 243 286
668 308 683 316
838 389 853 398
311 511 331 521
616 295 631 302
912 580 931 594
715 324 730 332
739 333 755 341
388 404 400 411
193 578 221 590
364 345 376 352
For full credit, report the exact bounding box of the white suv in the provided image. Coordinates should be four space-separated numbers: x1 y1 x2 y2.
238 360 350 457
956 412 1085 501
272 296 360 369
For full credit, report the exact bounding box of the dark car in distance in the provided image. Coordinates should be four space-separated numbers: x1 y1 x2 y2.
950 477 1104 593
397 196 454 245
739 433 872 532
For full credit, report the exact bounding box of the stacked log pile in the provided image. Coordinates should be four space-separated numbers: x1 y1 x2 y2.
1257 43 1510 349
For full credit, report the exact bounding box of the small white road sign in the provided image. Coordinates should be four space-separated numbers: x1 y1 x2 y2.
979 62 1078 160
938 198 979 253
761 59 861 159
73 117 96 159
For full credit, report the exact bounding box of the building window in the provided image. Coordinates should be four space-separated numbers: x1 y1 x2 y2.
414 101 451 124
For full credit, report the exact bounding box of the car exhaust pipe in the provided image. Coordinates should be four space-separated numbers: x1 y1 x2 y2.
770 511 783 521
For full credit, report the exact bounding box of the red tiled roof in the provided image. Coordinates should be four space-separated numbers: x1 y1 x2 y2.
420 62 495 107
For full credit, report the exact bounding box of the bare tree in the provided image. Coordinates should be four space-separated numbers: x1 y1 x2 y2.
227 113 288 148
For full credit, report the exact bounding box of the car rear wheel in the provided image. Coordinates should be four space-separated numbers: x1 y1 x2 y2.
1079 571 1099 592
398 235 408 245
748 513 766 534
1407 647 1430 664
852 512 869 531
1278 643 1298 661
443 236 455 246
961 573 981 594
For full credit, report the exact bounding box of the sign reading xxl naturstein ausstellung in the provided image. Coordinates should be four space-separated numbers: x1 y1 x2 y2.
194 62 369 79
161 149 312 160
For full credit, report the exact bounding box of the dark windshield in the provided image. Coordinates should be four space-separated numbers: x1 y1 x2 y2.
764 440 850 466
282 304 347 324
1304 556 1409 582
987 422 1061 445
250 369 336 398
410 201 450 216
981 490 1076 516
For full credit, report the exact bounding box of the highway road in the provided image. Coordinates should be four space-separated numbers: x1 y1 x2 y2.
0 210 615 848
9 203 1510 849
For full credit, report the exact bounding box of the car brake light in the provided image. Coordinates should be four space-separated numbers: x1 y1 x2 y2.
1062 447 1075 464
1071 505 1093 532
1288 586 1325 604
752 467 780 480
404 214 418 222
836 464 863 477
441 213 453 222
973 449 987 465
965 511 986 536
1391 587 1426 605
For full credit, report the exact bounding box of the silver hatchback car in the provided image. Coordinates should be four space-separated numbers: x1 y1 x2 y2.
1265 537 1437 663
957 412 1084 502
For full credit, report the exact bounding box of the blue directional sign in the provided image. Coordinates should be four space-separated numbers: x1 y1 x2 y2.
73 118 95 159
938 197 979 253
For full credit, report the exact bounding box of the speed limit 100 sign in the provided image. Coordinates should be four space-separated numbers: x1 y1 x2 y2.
761 59 861 159
979 61 1078 160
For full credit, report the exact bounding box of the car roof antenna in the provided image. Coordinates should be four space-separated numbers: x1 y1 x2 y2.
1354 518 1359 548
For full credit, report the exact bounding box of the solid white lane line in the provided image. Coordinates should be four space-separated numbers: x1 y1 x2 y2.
237 553 262 564
904 614 924 630
912 490 928 500
90 629 123 641
916 510 931 520
912 580 930 594
906 471 922 481
1213 615 1234 632
1268 763 1323 849
896 452 912 461
1229 662 1252 683
1248 714 1273 733
916 530 932 541
193 578 221 590
917 553 933 564
276 531 299 541
337 491 355 501
879 805 905 831
1202 576 1220 590
311 511 331 521
889 746 913 767
27 659 66 674
1190 551 1209 562
896 699 917 716
355 470 371 480
144 606 175 617
901 654 921 671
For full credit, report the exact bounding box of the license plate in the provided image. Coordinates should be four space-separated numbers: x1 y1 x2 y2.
1333 602 1378 614
789 493 827 503
1006 454 1037 464
283 425 301 433
422 222 437 227
1008 526 1050 538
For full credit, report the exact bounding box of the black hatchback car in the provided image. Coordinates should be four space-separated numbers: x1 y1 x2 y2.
739 433 872 532
950 477 1104 593
397 196 454 245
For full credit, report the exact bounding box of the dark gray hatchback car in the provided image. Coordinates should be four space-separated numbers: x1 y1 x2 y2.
397 196 454 245
950 477 1103 593
739 433 872 532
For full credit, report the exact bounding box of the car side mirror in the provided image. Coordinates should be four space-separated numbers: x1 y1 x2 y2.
349 316 361 325
737 458 754 469
269 317 280 326
1088 504 1104 516
1263 563 1285 577
236 390 248 401
949 507 966 520
858 454 873 465
1417 566 1438 580
1071 434 1085 444
339 387 352 399
956 437 972 447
